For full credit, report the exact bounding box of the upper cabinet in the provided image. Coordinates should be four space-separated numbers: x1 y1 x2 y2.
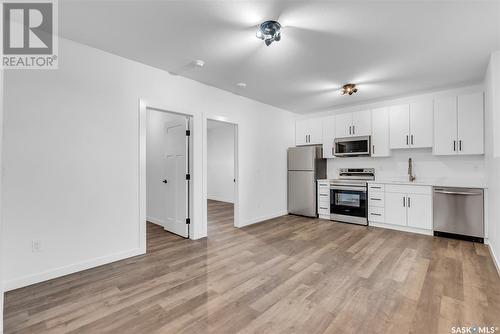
335 110 371 138
434 92 484 155
322 116 336 158
295 118 322 146
371 107 390 157
389 101 433 149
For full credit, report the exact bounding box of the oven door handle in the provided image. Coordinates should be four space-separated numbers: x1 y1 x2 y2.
330 186 366 192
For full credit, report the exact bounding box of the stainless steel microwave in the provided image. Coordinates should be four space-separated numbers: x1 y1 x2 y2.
334 136 371 157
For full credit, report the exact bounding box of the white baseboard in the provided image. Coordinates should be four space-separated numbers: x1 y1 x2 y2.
146 216 165 227
487 241 500 277
369 222 433 236
207 196 234 204
4 248 145 291
239 211 288 228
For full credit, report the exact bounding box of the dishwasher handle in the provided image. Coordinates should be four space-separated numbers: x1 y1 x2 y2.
434 189 482 196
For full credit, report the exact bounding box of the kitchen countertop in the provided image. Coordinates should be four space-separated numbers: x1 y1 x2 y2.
368 178 488 189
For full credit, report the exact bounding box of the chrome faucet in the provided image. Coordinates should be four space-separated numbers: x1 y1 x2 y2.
408 158 416 182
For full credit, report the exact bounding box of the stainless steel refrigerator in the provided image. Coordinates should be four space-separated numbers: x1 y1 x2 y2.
288 146 327 217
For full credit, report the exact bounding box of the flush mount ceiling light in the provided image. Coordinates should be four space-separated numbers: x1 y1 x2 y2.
236 82 247 88
193 59 205 68
341 83 358 96
256 20 282 46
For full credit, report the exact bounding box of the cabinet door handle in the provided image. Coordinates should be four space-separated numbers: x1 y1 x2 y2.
370 213 382 216
349 126 351 135
406 135 409 146
403 197 406 207
332 147 335 156
372 145 375 154
459 140 462 151
320 207 328 210
371 186 382 189
411 135 414 145
353 125 355 134
407 197 411 208
370 198 382 201
453 140 456 152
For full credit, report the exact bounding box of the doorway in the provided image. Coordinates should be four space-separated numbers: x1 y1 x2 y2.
146 108 191 238
206 119 237 235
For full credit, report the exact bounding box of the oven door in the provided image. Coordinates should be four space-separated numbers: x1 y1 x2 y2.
334 136 370 157
330 186 367 225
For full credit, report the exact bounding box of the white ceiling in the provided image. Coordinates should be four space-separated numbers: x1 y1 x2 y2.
59 1 500 114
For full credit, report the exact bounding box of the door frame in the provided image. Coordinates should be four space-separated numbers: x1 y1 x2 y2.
139 100 197 247
205 117 240 229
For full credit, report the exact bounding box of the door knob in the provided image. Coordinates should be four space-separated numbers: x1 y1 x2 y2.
162 179 168 184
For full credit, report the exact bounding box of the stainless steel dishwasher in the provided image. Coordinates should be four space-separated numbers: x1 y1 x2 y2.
433 187 484 243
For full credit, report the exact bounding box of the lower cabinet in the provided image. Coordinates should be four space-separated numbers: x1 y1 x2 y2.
317 181 330 219
369 183 433 231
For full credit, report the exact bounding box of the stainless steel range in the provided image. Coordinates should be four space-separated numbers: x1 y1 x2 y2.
330 168 375 225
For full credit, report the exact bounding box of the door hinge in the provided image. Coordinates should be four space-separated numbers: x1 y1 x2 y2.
186 130 191 136
186 174 191 180
186 218 191 225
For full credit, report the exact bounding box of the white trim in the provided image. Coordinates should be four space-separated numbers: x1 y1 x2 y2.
4 248 144 292
369 222 433 236
207 196 234 204
146 216 166 227
488 242 500 277
239 211 288 228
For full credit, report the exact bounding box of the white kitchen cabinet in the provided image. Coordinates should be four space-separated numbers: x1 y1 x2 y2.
335 113 352 138
406 194 432 230
389 101 433 149
322 116 336 158
317 181 330 219
458 92 484 155
384 192 407 227
433 96 458 155
296 118 322 146
383 185 432 230
389 104 410 149
335 110 371 138
352 110 372 136
433 92 484 156
409 101 433 148
371 107 390 157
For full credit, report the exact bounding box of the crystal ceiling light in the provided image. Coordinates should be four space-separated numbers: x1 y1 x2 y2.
256 20 282 46
341 83 358 96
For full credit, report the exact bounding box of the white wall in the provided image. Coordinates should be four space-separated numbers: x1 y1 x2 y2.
2 38 295 290
1 67 5 333
207 122 235 203
146 110 186 225
485 51 500 272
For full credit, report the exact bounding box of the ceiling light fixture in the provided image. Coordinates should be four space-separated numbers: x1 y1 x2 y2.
341 83 358 96
256 20 282 46
236 82 247 88
194 59 205 68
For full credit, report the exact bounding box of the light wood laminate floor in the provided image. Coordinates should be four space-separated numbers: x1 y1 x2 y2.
5 200 500 333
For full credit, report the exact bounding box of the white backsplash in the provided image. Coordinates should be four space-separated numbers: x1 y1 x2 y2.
326 148 486 181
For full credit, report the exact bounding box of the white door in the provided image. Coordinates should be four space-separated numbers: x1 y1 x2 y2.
352 110 372 136
308 118 323 145
164 119 189 238
335 113 353 138
371 107 390 157
433 96 458 155
384 192 407 226
389 104 410 149
407 194 432 230
322 116 336 158
458 92 484 155
409 100 433 148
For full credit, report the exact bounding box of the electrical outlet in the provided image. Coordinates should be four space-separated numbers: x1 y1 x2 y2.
32 240 42 252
